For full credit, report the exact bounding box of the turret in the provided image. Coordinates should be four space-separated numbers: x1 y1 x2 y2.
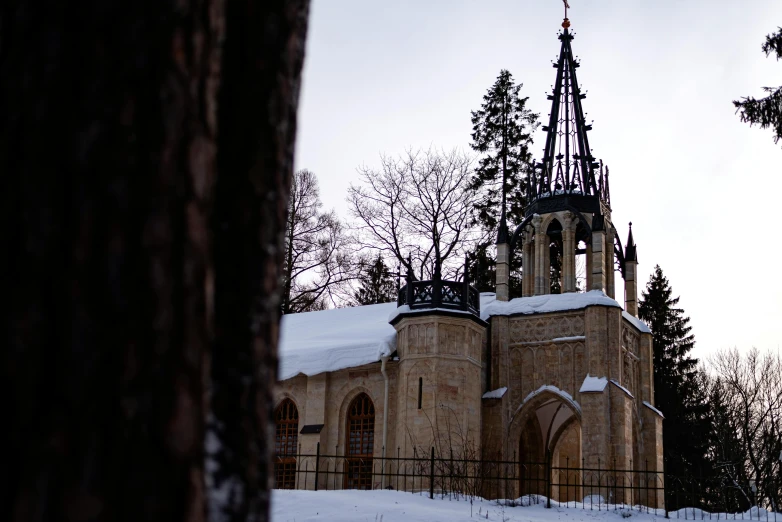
506 22 615 298
624 223 639 316
495 208 510 301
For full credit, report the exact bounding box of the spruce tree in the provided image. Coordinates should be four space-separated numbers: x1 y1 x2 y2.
352 254 397 305
639 265 710 481
469 70 539 295
734 27 782 147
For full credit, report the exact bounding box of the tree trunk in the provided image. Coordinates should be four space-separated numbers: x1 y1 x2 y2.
210 1 309 521
0 0 308 520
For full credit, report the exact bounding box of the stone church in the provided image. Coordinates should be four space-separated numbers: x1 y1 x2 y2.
274 18 664 503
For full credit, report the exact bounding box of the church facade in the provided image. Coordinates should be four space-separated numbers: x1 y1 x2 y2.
275 20 664 505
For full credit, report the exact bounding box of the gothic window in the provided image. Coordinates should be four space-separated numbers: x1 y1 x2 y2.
345 393 375 489
274 398 299 489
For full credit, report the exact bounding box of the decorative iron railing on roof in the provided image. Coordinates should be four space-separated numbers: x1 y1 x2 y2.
396 258 480 317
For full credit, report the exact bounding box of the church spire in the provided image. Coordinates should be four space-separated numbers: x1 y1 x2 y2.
533 16 604 202
625 222 638 262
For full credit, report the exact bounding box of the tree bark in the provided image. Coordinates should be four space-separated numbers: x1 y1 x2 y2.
210 1 309 521
0 0 308 520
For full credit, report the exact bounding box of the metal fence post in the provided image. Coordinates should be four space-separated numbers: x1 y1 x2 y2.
430 447 435 499
546 451 552 509
315 441 320 491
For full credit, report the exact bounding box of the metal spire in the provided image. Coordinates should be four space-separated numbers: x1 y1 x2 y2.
534 10 603 201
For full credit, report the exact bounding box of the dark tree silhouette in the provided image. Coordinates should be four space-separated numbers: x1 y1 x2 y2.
0 1 309 521
638 266 710 483
734 27 782 146
351 254 397 306
469 70 538 294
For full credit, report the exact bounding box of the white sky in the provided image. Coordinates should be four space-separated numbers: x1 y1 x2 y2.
294 0 782 361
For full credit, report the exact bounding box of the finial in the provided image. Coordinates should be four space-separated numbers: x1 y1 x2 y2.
562 0 571 28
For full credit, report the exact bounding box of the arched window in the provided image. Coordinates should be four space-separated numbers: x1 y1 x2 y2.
274 398 299 489
345 393 375 489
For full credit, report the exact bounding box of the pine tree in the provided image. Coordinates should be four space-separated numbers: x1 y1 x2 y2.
639 265 710 481
352 254 397 305
469 70 538 295
734 28 782 147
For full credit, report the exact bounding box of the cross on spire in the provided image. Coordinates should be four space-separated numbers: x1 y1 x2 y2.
562 0 571 28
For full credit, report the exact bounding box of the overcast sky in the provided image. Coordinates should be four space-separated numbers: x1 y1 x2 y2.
293 0 782 360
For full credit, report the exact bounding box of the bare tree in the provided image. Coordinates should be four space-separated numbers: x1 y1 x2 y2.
347 148 478 280
282 169 354 313
709 348 782 511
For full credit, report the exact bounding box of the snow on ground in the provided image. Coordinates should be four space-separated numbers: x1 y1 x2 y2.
278 302 397 380
271 489 777 522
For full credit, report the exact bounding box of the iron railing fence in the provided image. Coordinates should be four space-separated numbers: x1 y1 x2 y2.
397 280 480 316
274 445 781 521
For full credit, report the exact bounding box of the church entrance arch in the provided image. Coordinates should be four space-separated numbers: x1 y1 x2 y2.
513 389 582 501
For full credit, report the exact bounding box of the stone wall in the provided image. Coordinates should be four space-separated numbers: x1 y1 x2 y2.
393 313 485 461
273 360 398 490
273 302 663 507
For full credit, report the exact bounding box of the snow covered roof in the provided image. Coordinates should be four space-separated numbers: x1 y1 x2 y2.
481 290 620 320
482 387 508 399
643 401 665 418
622 310 651 333
520 384 582 415
610 379 634 398
579 374 608 393
482 291 652 333
278 291 650 380
278 302 397 380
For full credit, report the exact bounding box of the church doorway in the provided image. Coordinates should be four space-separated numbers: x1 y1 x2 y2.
517 393 582 502
274 398 299 489
344 393 375 489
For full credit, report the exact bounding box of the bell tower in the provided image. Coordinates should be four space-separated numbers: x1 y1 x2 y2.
495 16 636 304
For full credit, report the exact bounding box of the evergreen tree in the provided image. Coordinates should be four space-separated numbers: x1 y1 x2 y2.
469 70 539 296
639 266 710 481
352 254 397 305
734 27 782 147
470 69 539 233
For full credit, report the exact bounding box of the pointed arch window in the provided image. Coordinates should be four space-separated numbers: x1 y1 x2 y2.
345 393 375 489
274 398 299 489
